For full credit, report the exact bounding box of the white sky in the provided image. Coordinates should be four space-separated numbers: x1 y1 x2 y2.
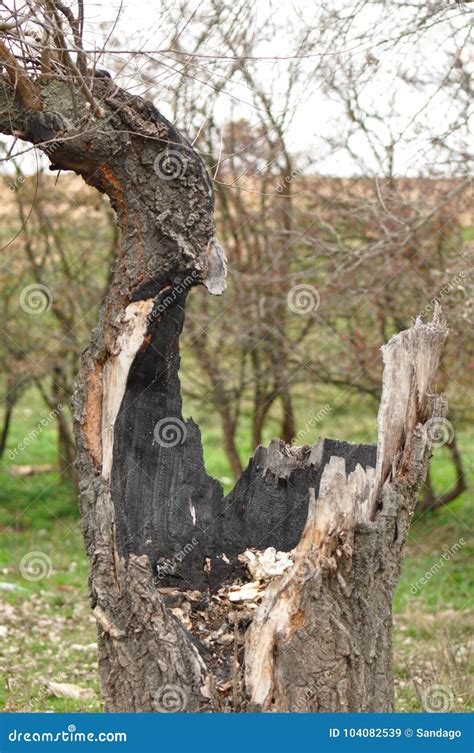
2 0 472 177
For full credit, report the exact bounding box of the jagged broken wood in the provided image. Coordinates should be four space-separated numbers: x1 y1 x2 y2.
0 72 448 712
245 311 448 711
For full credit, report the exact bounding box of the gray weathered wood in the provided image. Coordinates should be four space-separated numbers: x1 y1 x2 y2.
245 307 447 711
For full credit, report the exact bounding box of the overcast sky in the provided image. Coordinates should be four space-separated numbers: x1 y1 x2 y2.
3 0 472 177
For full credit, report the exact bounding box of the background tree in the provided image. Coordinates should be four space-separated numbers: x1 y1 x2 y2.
0 159 119 481
0 0 470 712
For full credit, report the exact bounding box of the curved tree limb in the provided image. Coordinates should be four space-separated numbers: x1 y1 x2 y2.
0 71 448 712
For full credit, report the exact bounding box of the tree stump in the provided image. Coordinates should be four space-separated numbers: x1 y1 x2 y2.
0 75 448 712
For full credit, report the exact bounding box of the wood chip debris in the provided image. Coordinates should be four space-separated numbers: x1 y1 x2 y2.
47 682 95 700
226 581 263 603
238 547 294 580
157 546 294 709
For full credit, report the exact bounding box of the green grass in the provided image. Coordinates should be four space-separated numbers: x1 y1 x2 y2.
0 387 472 712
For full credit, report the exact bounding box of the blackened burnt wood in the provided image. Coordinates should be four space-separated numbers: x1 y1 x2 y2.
113 317 378 588
0 73 448 712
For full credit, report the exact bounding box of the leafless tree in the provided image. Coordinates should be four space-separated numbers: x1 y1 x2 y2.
0 0 466 712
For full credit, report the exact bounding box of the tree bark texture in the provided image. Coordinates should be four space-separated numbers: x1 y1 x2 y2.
0 76 448 712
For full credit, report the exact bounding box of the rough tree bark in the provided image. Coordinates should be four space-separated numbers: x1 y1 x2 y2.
0 74 448 713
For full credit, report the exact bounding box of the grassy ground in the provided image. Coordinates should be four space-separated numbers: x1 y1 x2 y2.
0 389 472 712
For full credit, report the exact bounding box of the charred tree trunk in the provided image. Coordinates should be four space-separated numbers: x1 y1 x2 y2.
187 326 243 479
0 75 448 712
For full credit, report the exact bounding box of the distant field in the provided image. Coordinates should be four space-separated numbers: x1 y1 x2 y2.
0 387 472 712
